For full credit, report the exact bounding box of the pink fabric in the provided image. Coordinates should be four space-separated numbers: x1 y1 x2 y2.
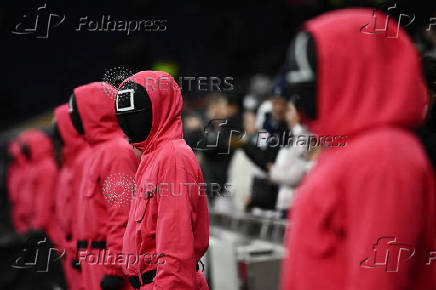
281 9 436 290
19 130 58 238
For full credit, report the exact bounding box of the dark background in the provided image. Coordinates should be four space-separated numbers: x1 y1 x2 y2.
1 0 435 131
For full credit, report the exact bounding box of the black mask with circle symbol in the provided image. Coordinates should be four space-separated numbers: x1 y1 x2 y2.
68 93 84 135
285 30 318 120
115 82 153 144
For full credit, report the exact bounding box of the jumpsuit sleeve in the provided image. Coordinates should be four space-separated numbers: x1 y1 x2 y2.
346 161 431 290
102 148 138 276
153 165 197 290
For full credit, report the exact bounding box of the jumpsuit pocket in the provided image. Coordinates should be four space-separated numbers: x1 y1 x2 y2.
83 174 99 198
134 195 150 222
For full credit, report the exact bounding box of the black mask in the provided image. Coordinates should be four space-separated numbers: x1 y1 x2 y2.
115 81 153 143
20 143 31 160
52 120 64 147
285 30 318 120
68 93 84 135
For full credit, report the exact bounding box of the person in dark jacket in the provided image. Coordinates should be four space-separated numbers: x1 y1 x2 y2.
242 82 290 211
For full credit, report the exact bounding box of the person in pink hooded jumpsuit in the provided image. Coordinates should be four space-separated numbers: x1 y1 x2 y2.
280 9 436 290
69 82 138 290
19 129 58 240
115 71 209 289
53 103 89 290
7 139 31 233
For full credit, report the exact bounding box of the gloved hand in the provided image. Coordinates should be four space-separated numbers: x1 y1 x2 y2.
100 275 124 290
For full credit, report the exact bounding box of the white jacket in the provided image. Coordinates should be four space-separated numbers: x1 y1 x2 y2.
269 124 314 210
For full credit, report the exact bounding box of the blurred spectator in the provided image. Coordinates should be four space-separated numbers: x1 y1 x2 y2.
197 94 242 208
242 75 273 154
183 112 204 149
268 102 315 219
242 90 290 211
227 149 255 213
421 9 436 55
243 74 273 113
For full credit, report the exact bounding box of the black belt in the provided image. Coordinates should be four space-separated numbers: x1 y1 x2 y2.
128 269 157 289
77 240 106 249
128 262 203 288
